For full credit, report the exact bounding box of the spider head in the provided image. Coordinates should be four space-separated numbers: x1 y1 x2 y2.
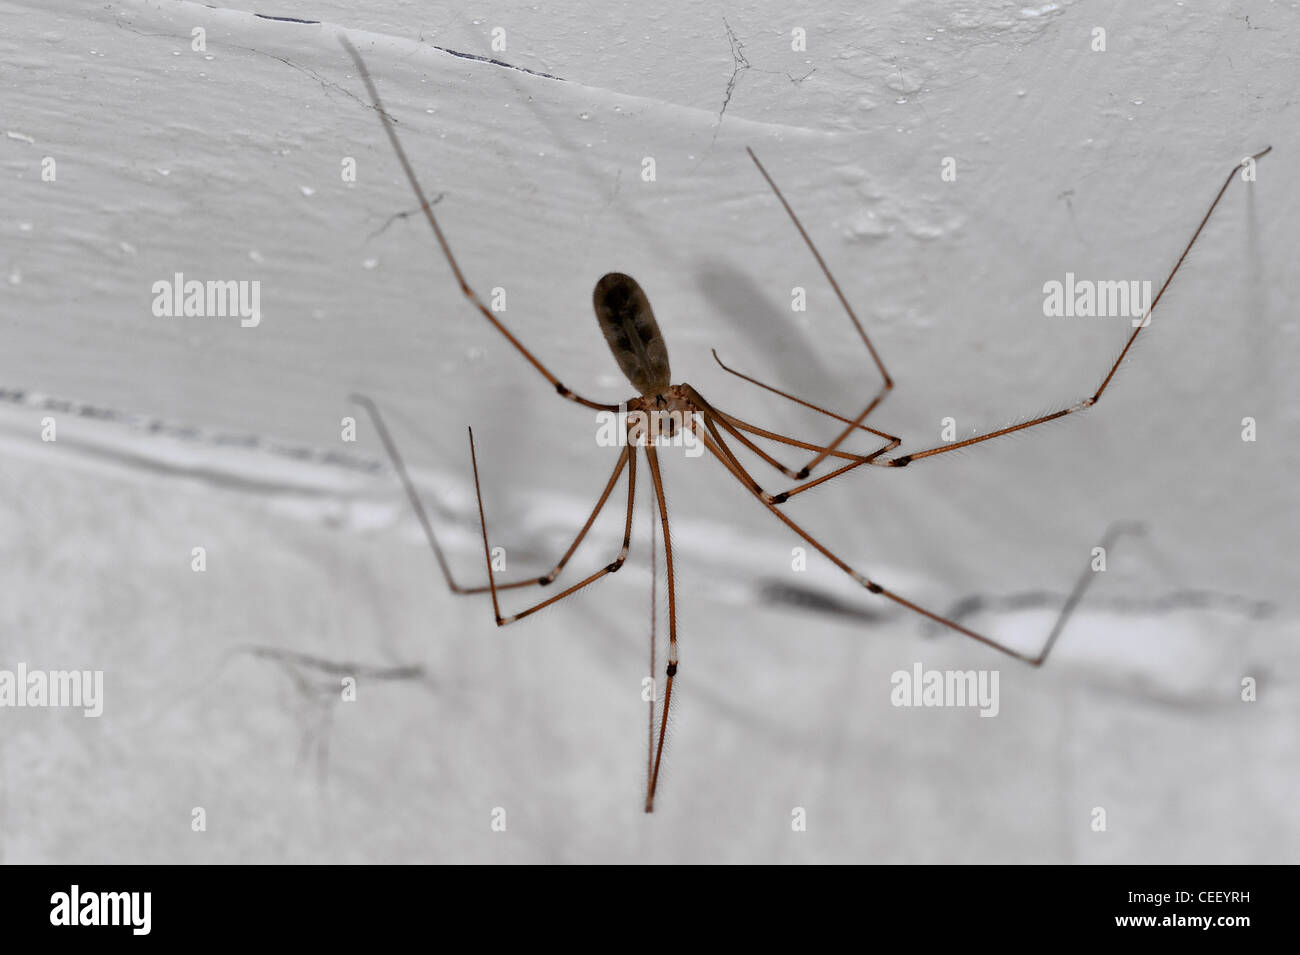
593 272 672 397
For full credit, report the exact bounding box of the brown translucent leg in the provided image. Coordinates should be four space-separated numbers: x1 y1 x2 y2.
678 384 897 509
685 386 899 503
646 493 658 798
745 147 894 476
694 392 876 479
882 147 1271 468
719 412 899 503
643 444 678 813
468 430 637 625
354 393 630 595
712 348 899 446
340 37 618 414
698 414 1112 666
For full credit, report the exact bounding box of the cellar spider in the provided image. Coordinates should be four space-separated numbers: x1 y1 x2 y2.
340 37 1268 813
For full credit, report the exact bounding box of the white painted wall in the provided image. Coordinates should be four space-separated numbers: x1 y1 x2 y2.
1 0 1296 862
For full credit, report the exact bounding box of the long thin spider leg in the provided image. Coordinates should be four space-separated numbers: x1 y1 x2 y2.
695 408 771 500
720 409 899 503
748 147 893 475
469 431 637 625
686 386 900 502
700 408 814 478
712 405 895 456
712 348 895 481
700 412 768 490
700 405 872 514
712 348 897 441
883 147 1271 468
770 454 890 504
354 393 625 594
697 413 1102 665
699 392 888 482
644 444 677 813
702 408 867 517
646 492 658 797
340 37 618 413
718 413 886 464
352 392 465 591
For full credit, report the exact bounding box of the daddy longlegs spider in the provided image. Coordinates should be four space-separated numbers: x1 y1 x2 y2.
340 37 1268 813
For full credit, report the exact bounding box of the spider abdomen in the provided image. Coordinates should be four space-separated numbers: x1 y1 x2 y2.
593 272 672 397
